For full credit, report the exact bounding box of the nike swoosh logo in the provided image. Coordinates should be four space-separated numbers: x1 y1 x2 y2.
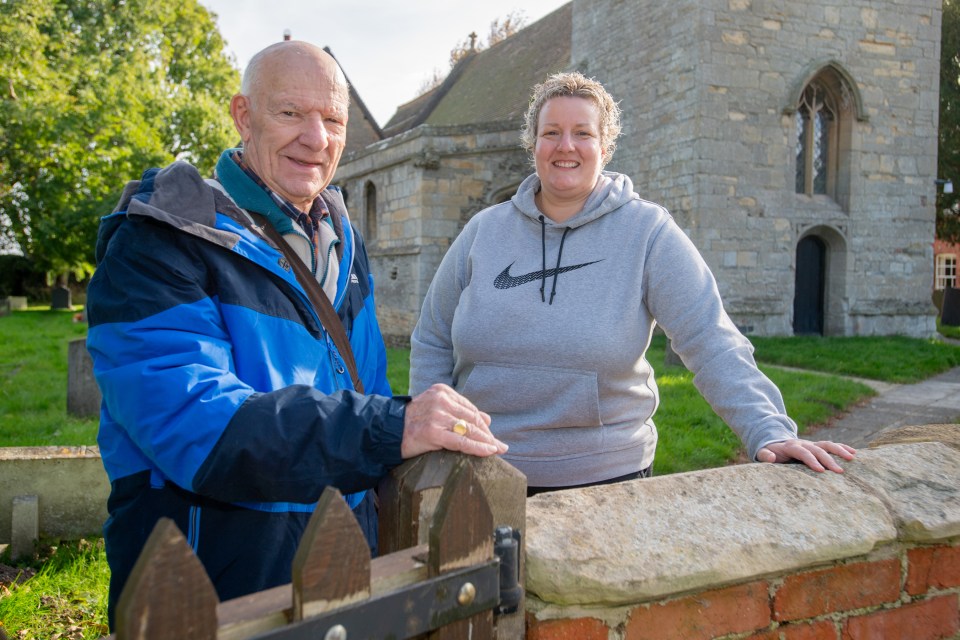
494 260 602 289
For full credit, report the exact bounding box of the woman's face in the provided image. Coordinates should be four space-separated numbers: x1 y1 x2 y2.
534 96 605 203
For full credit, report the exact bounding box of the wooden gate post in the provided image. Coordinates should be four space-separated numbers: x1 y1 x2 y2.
292 486 372 620
114 518 218 639
380 451 527 639
107 452 527 640
428 461 494 639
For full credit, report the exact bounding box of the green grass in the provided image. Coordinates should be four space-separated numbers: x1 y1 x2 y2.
938 316 960 340
0 308 99 446
386 347 410 395
0 311 412 449
0 538 110 640
748 334 960 383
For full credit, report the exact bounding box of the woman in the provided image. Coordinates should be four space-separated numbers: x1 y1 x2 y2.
409 72 854 494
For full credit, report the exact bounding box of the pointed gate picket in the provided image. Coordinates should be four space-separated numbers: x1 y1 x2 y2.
104 452 525 640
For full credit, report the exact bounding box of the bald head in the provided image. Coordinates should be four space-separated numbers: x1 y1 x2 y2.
229 40 351 211
241 41 349 105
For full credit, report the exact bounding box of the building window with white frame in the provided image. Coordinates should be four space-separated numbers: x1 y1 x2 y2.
936 253 957 290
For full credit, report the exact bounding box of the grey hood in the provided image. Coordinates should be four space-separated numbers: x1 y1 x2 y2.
506 172 638 305
511 171 638 228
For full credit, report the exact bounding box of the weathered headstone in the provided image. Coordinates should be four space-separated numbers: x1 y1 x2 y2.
51 286 72 310
7 296 27 310
10 495 39 561
0 298 10 317
67 338 101 418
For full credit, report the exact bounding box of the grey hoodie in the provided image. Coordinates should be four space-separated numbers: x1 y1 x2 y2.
410 171 797 487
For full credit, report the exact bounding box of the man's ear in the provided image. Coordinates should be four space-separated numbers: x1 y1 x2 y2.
230 94 251 142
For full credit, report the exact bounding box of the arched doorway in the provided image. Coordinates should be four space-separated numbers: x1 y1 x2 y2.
793 235 826 335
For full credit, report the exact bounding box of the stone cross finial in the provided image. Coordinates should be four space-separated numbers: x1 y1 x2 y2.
469 31 478 50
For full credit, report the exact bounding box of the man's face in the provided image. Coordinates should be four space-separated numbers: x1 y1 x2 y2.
231 50 348 212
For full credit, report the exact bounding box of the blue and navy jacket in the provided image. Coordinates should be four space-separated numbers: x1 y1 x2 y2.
86 159 406 618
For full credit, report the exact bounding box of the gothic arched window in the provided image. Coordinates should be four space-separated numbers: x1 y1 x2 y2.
787 62 864 212
795 83 837 197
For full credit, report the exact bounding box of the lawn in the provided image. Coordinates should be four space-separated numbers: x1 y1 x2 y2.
0 309 98 446
748 334 960 383
2 307 960 638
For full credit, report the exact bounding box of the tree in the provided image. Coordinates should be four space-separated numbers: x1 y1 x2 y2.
418 11 528 95
938 0 960 244
0 0 239 280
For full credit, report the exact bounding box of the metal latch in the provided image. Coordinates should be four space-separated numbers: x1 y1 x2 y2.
494 525 522 614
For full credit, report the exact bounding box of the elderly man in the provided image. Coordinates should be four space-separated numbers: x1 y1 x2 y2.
86 41 506 628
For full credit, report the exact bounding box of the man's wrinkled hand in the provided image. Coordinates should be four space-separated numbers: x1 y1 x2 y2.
401 383 508 459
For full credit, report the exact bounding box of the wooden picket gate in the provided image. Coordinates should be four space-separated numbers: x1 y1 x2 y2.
106 451 527 640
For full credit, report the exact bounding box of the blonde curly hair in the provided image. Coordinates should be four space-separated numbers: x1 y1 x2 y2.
520 71 622 168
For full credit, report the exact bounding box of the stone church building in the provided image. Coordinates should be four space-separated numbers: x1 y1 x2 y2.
332 0 942 347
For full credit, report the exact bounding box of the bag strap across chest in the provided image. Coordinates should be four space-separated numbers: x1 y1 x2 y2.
249 212 364 394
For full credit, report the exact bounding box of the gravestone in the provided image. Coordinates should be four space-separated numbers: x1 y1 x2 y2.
7 296 27 310
10 495 39 561
51 286 72 310
0 298 10 317
67 339 101 418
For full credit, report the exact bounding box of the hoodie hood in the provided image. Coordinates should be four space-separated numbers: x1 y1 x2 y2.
511 170 639 229
507 170 638 303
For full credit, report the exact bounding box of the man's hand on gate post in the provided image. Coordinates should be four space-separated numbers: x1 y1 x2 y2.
401 384 508 459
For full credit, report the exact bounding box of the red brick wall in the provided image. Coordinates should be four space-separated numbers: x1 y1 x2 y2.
525 542 960 640
934 240 960 258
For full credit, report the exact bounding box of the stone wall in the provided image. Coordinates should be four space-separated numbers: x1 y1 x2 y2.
3 431 958 637
0 446 108 555
337 123 528 346
524 426 960 639
573 0 941 337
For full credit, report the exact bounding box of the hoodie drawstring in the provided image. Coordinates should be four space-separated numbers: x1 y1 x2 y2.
550 227 571 305
538 215 572 305
539 215 547 302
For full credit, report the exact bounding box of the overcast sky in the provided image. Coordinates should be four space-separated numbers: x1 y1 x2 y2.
199 0 570 127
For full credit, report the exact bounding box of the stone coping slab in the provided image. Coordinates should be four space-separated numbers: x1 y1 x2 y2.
525 438 960 607
869 423 960 450
0 445 101 460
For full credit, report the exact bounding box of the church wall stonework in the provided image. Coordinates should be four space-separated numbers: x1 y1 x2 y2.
336 0 942 344
572 0 940 336
337 124 528 347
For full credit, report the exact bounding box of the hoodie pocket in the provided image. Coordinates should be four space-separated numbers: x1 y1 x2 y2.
460 362 603 459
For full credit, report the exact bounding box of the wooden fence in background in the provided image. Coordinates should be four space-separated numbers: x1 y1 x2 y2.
107 451 526 640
